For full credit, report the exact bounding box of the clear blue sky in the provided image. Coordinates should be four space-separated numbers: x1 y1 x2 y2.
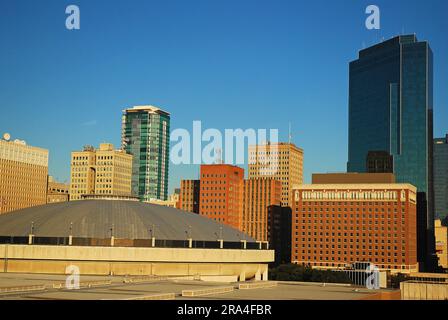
1 0 447 193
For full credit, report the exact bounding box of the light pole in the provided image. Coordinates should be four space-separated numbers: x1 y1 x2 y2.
149 224 156 247
0 196 6 214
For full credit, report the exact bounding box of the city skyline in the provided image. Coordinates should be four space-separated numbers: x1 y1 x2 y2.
1 0 447 196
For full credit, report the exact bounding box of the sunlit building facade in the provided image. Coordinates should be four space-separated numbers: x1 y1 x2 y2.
0 137 48 214
243 178 281 241
70 143 132 200
199 164 244 230
292 173 418 273
248 142 303 207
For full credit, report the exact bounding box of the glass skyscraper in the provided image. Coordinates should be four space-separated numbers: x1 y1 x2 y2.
434 135 448 220
121 106 170 201
347 35 435 269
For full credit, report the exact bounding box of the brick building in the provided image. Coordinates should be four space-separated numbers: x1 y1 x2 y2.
199 164 244 230
291 173 418 273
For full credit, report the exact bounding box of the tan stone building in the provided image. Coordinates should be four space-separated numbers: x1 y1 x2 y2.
146 192 180 208
435 219 448 269
0 137 48 214
47 176 69 204
243 178 281 241
248 142 303 207
70 143 132 200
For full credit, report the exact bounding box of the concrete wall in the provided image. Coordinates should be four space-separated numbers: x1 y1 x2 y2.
400 281 448 300
0 245 272 279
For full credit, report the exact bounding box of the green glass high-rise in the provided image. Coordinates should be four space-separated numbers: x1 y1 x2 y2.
347 35 435 270
121 106 170 201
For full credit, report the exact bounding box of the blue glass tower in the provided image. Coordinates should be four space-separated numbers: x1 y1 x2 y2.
347 35 435 270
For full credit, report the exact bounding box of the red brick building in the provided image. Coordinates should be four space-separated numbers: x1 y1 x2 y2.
291 173 418 273
199 164 244 230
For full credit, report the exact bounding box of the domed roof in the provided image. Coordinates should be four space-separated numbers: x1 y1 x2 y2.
0 200 254 242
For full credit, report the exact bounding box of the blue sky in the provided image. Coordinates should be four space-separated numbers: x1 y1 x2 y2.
1 0 447 193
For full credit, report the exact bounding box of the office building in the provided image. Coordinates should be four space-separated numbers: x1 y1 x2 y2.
69 143 132 200
366 151 393 173
47 176 69 203
179 180 200 214
147 190 180 208
291 173 418 273
347 35 435 269
199 164 244 230
121 106 170 201
243 178 281 241
435 219 447 269
248 142 303 207
0 135 49 214
434 134 448 220
267 205 292 266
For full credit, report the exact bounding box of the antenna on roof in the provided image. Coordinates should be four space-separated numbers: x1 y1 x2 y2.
288 122 292 144
215 148 223 164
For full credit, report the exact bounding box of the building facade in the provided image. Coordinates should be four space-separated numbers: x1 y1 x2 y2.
267 205 292 266
47 176 69 203
121 106 170 201
434 134 448 220
179 179 200 213
435 219 447 269
0 137 49 214
248 142 303 207
366 151 393 173
147 190 180 208
347 35 435 269
70 143 132 200
199 164 244 230
243 178 281 241
291 174 418 273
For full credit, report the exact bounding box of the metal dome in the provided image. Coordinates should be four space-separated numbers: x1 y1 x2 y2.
0 200 254 242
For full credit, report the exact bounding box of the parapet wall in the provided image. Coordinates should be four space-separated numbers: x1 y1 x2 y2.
0 245 273 279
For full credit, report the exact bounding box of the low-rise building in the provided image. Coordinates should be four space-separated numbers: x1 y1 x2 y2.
47 176 69 203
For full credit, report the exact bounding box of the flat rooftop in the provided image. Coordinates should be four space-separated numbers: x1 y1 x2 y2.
0 273 396 300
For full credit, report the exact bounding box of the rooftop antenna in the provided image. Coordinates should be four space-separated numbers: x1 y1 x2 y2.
215 148 223 164
288 122 292 144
